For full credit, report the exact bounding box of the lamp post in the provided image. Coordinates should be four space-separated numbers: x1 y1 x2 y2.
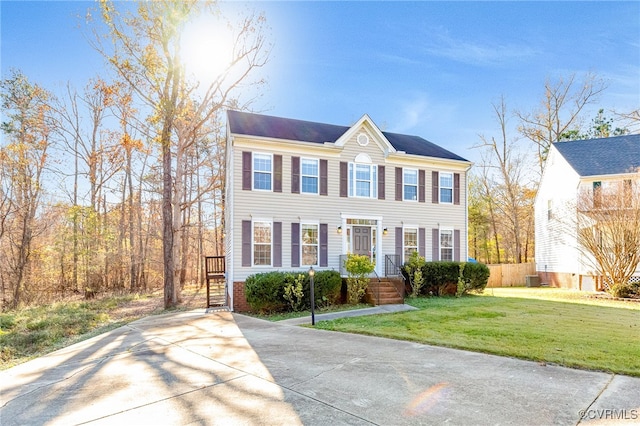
308 266 315 325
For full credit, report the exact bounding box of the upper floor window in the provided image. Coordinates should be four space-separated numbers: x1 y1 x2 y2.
440 172 453 203
253 221 272 266
301 158 319 194
440 229 453 261
404 169 418 201
403 227 418 262
349 162 378 198
253 153 272 191
301 223 319 266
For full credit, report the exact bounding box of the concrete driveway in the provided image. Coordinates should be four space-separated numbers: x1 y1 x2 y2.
1 309 639 425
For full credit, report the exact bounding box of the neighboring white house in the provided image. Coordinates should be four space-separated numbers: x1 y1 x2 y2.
535 134 640 291
224 110 472 311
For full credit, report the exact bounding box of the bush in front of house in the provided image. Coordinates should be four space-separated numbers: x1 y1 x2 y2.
344 254 375 304
245 270 342 313
402 260 490 296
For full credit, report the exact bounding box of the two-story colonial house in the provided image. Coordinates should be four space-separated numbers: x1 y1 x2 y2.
535 134 640 291
225 110 471 311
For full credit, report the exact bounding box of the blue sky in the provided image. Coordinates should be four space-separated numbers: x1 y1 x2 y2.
2 1 639 163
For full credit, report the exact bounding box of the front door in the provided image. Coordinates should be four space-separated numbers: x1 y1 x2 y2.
353 226 371 258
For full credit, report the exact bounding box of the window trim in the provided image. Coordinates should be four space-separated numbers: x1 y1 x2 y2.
252 219 273 266
403 168 418 202
300 157 320 195
439 228 454 261
300 222 319 267
439 172 453 204
349 162 378 199
252 152 273 192
403 226 418 263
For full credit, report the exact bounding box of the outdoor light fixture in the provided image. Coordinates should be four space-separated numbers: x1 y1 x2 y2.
383 228 388 235
337 226 342 234
308 266 316 325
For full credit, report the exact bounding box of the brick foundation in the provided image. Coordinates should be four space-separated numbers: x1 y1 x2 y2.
232 281 250 312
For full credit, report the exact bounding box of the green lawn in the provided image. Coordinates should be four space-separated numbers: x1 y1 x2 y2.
314 288 640 376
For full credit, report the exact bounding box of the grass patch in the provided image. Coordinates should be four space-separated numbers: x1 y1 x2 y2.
315 288 640 376
0 292 167 370
247 303 373 322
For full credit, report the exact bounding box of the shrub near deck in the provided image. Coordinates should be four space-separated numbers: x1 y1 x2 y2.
315 289 640 376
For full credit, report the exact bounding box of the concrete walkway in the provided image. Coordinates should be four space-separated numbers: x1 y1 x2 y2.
1 308 639 425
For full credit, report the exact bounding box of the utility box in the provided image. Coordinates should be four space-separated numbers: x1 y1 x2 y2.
525 275 541 287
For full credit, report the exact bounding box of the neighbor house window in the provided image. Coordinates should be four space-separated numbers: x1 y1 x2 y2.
301 223 319 266
301 158 319 194
349 163 378 198
404 169 418 201
253 221 272 265
253 153 272 191
440 172 453 203
403 227 418 262
440 229 453 261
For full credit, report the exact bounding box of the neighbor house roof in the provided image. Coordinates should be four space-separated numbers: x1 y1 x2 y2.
554 134 640 177
227 110 468 162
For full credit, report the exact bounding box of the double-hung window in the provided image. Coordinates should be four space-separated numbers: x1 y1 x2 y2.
253 153 272 191
349 163 378 198
440 229 453 261
301 223 319 266
253 221 272 265
301 158 319 194
403 227 418 262
404 169 418 201
440 172 453 203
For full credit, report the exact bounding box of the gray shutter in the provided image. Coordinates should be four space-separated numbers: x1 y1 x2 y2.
273 222 282 267
377 165 385 199
320 159 328 196
432 228 439 261
242 152 251 191
320 223 328 267
419 228 426 256
340 162 348 197
291 223 300 267
274 154 282 193
419 170 426 203
432 171 439 204
395 227 403 258
454 229 461 261
242 220 251 266
395 167 403 201
291 157 300 194
454 173 460 205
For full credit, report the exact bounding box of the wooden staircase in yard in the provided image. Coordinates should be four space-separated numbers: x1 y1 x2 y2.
365 277 405 305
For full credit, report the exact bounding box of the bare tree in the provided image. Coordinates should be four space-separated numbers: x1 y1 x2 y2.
91 0 269 307
516 72 607 173
475 97 535 263
573 177 640 296
0 70 54 308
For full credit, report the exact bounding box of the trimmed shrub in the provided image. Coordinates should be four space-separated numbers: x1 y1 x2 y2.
245 272 288 313
245 270 343 313
402 261 490 297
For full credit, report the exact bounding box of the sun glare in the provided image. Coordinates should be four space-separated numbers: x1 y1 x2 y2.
180 15 234 86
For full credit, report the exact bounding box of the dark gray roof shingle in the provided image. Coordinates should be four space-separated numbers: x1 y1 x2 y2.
228 110 468 162
554 134 640 177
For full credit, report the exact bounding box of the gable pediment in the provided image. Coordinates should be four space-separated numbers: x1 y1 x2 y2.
334 114 396 157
